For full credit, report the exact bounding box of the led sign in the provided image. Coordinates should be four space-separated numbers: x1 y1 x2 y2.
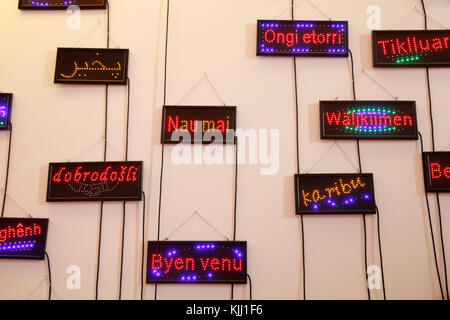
0 94 12 131
372 30 450 67
257 20 348 57
19 0 106 10
320 100 418 139
147 241 247 284
47 161 143 202
295 173 376 215
423 152 450 192
54 48 129 84
0 218 49 260
162 106 237 144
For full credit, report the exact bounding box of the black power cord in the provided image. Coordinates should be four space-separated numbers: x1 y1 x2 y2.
349 48 387 300
141 191 146 300
247 274 253 300
118 77 131 300
291 0 306 301
420 0 448 301
1 124 12 218
95 0 110 300
155 0 171 301
419 132 445 300
44 251 52 300
231 136 239 300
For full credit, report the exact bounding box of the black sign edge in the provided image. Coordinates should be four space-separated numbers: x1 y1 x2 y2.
0 218 49 260
19 0 107 10
372 30 450 68
46 161 143 202
256 19 349 58
294 173 376 215
54 47 129 85
319 100 419 140
161 105 237 145
0 93 13 131
146 240 248 285
422 152 450 192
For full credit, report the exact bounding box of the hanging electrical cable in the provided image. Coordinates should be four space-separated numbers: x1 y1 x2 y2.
418 132 445 300
420 0 448 301
95 0 110 300
1 124 13 218
348 48 387 300
290 0 306 301
155 0 171 301
118 76 131 300
231 136 239 300
44 251 52 301
141 191 146 300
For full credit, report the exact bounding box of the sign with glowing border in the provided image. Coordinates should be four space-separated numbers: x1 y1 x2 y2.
372 30 450 67
162 106 237 144
257 20 348 57
19 0 106 10
0 218 49 260
0 94 12 131
147 241 247 284
54 48 129 84
320 100 418 140
295 173 376 215
47 161 143 202
423 152 450 192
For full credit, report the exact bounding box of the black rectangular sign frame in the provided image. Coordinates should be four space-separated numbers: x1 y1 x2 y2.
320 100 418 140
372 30 450 67
422 152 450 192
19 0 107 10
295 173 376 215
54 48 129 85
46 161 143 202
0 218 49 260
0 94 12 131
162 106 237 144
147 241 247 285
256 20 349 57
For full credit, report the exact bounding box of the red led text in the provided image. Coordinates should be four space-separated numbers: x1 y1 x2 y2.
377 36 449 57
325 112 413 127
151 254 244 274
52 165 139 184
0 223 42 243
264 29 343 47
430 162 450 180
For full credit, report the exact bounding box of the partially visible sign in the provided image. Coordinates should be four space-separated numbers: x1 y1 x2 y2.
147 241 247 284
320 100 418 139
47 161 143 202
0 94 12 131
19 0 106 10
0 218 49 260
54 48 129 84
162 106 237 144
372 30 450 67
423 152 450 192
257 20 348 57
295 174 376 215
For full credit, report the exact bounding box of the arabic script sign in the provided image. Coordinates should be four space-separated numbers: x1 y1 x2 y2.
54 48 129 84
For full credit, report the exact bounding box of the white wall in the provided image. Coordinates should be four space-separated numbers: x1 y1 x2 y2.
0 0 449 300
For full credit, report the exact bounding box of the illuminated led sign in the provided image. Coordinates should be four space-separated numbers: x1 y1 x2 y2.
162 106 237 144
19 0 106 10
295 174 376 215
147 241 247 284
256 20 348 57
0 218 49 260
320 100 418 140
423 152 450 192
54 48 129 84
0 94 12 131
47 161 143 202
373 30 450 67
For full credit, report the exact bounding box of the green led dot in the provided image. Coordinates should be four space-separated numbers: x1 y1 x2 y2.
0 122 4 125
